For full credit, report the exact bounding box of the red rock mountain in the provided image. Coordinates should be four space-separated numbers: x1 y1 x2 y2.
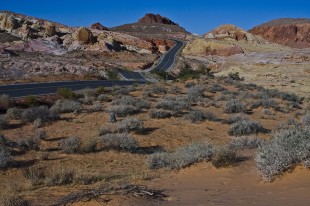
249 18 310 48
89 22 108 31
138 13 177 25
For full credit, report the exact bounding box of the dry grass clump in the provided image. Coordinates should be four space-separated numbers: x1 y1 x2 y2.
156 96 189 113
229 136 262 149
186 110 207 123
60 136 81 154
108 105 141 117
211 147 238 168
112 95 150 109
114 118 144 133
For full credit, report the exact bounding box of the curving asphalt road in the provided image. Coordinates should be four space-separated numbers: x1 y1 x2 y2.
0 40 184 98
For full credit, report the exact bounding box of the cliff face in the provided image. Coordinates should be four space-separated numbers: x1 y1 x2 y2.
249 18 310 48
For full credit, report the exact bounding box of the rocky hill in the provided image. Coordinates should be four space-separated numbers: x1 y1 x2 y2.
110 13 189 39
0 11 177 82
249 18 310 48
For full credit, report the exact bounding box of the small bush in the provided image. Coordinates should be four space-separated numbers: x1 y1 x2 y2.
147 152 173 169
205 112 220 122
114 118 144 133
229 136 262 149
17 137 40 151
229 120 265 136
208 84 225 93
112 96 150 109
186 110 206 123
251 98 279 110
60 136 81 154
80 138 97 153
0 115 9 130
0 146 11 169
149 109 172 119
23 165 46 185
169 85 182 94
108 105 140 117
226 114 249 124
156 97 189 112
97 94 111 102
50 99 82 113
21 106 59 123
6 107 21 120
256 126 310 182
187 85 205 102
224 99 246 114
56 87 76 99
24 95 39 106
147 85 167 95
148 142 214 170
230 119 265 136
0 94 11 108
211 147 238 168
100 133 138 151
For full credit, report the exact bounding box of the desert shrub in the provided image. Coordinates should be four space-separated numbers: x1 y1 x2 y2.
0 134 7 145
177 65 209 80
114 118 144 133
208 84 225 93
0 94 12 108
256 126 310 182
145 85 167 95
50 99 82 113
112 96 150 109
0 146 11 169
0 115 9 130
35 129 47 140
17 136 40 151
100 133 138 151
187 85 205 102
186 110 206 123
107 69 120 80
226 114 249 124
169 85 182 94
185 81 196 88
56 87 76 99
24 95 39 106
108 105 140 117
149 109 172 119
301 113 310 126
251 98 279 110
33 118 43 128
229 120 265 136
171 142 214 169
156 97 189 112
147 152 173 169
148 142 214 170
22 165 46 185
80 138 97 153
21 106 59 123
90 101 102 112
205 112 220 122
60 136 81 154
96 86 105 94
229 136 262 149
6 107 21 120
224 99 246 114
211 147 238 168
97 94 111 102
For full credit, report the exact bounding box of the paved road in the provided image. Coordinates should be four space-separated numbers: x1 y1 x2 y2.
119 40 184 80
0 40 184 97
0 80 145 98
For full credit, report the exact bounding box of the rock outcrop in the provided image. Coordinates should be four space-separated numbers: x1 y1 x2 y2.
183 38 244 57
90 22 108 31
249 18 310 48
138 13 177 25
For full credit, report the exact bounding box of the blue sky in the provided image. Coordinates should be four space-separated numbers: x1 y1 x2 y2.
1 0 310 34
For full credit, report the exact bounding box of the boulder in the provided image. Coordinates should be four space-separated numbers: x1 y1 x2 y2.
74 27 95 44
